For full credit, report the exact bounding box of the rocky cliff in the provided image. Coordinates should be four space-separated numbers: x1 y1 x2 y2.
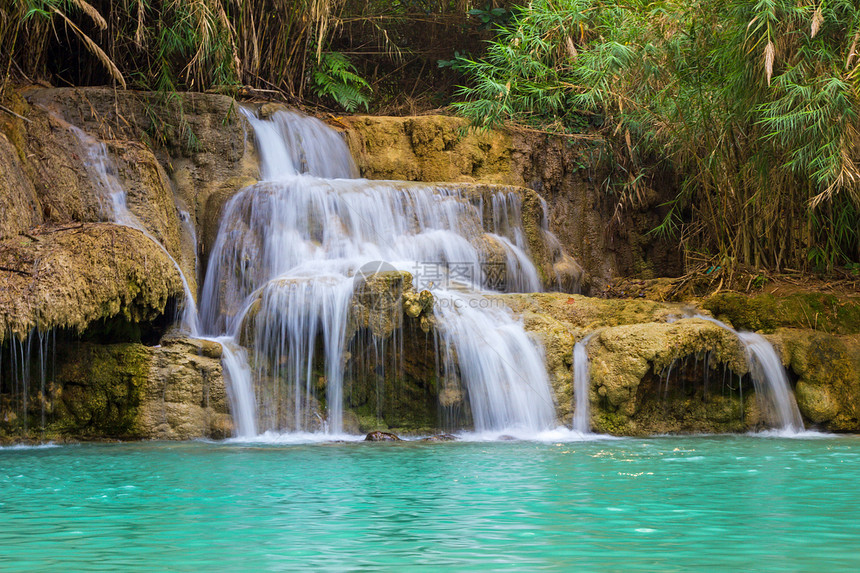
1 87 857 441
0 87 255 442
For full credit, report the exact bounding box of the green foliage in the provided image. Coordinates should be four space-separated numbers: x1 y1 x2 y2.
468 4 511 31
455 0 860 272
312 52 371 112
2 1 485 111
437 51 468 72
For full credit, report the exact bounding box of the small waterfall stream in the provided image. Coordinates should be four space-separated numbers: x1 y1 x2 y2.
74 128 201 336
199 108 557 437
696 315 804 432
572 333 597 433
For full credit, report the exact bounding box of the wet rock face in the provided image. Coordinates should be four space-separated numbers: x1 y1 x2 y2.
21 87 257 209
777 330 860 431
0 224 183 341
495 293 769 435
499 291 860 435
0 87 252 443
14 87 260 281
365 430 402 441
0 335 230 443
139 337 232 440
586 320 752 435
239 271 442 434
108 140 194 290
1 98 105 228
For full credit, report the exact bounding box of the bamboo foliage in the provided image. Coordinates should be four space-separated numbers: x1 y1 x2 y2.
454 0 860 272
1 0 476 107
0 0 363 97
50 5 126 88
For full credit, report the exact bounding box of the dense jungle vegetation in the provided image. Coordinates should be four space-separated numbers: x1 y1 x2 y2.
1 1 858 276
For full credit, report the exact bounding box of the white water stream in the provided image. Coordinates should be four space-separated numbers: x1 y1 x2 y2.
696 315 804 432
199 109 556 436
572 332 597 433
73 127 201 336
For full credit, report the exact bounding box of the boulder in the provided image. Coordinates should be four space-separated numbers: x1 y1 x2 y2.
365 430 402 441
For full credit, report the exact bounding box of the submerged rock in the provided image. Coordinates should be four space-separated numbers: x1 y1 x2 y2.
422 433 458 442
365 431 402 441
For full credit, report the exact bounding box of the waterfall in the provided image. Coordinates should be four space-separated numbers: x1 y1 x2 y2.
572 333 597 433
199 108 557 437
696 315 804 432
737 331 805 432
216 337 258 439
74 128 200 337
0 327 56 438
433 292 555 432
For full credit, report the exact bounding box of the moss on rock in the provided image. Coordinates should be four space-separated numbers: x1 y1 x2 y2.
0 224 183 341
775 329 860 431
50 342 152 438
704 292 860 335
0 335 230 442
342 115 514 184
0 132 41 239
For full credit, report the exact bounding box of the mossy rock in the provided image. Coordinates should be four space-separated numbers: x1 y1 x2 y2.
776 329 860 431
0 223 183 342
704 292 860 335
50 342 152 438
795 382 839 423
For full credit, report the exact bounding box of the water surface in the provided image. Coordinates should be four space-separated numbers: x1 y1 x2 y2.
2 435 858 571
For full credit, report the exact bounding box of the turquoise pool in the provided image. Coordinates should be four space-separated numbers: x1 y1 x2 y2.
2 435 859 571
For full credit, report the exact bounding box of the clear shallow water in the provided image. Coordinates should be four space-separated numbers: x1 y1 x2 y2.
2 436 859 572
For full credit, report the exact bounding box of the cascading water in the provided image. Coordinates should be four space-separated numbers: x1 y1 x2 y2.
737 331 805 432
696 315 804 432
216 338 258 438
1 123 204 439
572 333 597 433
200 108 558 437
73 127 200 336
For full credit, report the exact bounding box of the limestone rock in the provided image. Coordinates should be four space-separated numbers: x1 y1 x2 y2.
20 87 260 278
137 337 231 439
0 132 41 239
774 329 860 431
0 224 183 341
108 141 193 290
0 337 230 442
342 115 514 184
